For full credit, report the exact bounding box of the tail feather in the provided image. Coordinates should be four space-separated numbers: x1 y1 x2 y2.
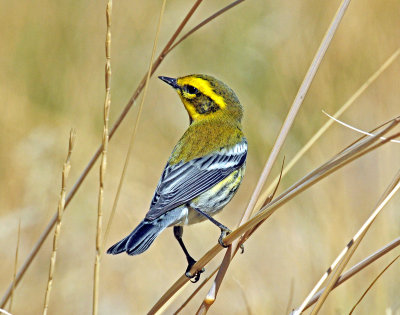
107 220 165 256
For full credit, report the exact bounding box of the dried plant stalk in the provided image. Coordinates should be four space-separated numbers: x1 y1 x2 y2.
256 48 400 212
92 2 112 314
166 0 244 54
303 236 400 310
174 268 219 314
9 220 21 313
305 169 400 314
349 254 400 314
43 129 76 315
292 168 400 314
103 0 166 250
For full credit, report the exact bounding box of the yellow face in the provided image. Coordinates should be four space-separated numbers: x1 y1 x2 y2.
176 76 226 121
159 74 243 123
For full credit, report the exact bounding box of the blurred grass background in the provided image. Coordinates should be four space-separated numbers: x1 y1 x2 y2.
1 0 399 314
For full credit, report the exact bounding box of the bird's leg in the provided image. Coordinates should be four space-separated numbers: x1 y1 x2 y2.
173 226 204 283
190 207 233 248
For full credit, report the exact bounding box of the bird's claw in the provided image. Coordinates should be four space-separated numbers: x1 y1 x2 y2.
218 227 232 248
185 258 205 283
185 265 205 283
218 229 245 253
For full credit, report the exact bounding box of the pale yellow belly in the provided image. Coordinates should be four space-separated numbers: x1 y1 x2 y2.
184 165 245 225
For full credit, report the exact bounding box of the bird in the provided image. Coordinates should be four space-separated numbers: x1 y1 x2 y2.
107 74 247 282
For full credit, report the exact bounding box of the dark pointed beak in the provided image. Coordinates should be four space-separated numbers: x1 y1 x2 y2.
158 76 179 89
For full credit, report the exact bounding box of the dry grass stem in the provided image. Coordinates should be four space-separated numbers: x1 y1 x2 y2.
285 279 295 315
196 246 233 314
256 48 400 211
294 168 400 314
43 129 76 315
243 0 352 224
198 0 352 310
93 3 112 314
235 130 400 257
310 170 400 314
303 236 400 311
323 111 400 144
167 0 245 54
148 118 399 314
233 277 253 315
9 220 21 313
349 254 400 314
103 0 166 249
0 0 249 304
174 268 219 314
155 284 190 315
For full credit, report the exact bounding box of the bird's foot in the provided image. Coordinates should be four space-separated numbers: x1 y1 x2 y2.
185 257 205 283
218 227 232 248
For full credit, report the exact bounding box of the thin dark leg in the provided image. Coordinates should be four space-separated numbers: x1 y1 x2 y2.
190 207 232 248
173 226 204 283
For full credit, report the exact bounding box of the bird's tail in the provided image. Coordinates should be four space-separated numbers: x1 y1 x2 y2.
107 220 165 255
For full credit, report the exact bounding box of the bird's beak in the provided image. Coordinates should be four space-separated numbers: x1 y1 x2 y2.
158 76 179 89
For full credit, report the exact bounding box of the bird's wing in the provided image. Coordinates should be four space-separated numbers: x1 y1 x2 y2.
145 139 247 221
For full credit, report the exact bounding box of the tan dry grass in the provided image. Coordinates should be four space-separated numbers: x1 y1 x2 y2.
303 236 400 310
9 220 21 313
103 0 167 250
349 253 400 314
298 168 400 314
0 1 399 314
92 2 113 314
43 129 75 314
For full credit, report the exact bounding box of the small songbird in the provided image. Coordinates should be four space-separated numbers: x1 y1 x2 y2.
107 74 247 282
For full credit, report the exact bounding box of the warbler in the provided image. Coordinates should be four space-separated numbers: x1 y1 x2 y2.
107 74 247 282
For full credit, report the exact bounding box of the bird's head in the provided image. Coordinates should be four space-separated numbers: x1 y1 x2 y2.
159 74 243 124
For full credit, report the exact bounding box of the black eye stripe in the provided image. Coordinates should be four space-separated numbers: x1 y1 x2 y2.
183 85 200 95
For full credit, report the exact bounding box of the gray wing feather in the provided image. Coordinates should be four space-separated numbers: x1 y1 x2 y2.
145 139 247 221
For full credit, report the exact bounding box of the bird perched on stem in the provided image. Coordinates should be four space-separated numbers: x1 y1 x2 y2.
107 74 247 282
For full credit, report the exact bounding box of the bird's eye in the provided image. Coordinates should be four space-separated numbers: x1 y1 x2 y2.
184 85 199 95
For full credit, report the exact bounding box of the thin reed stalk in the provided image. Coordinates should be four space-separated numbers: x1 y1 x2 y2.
256 48 400 211
92 2 112 314
349 254 400 314
9 220 21 313
323 111 400 144
166 0 244 54
305 169 400 314
303 236 400 311
103 0 166 250
43 129 76 315
174 268 219 314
